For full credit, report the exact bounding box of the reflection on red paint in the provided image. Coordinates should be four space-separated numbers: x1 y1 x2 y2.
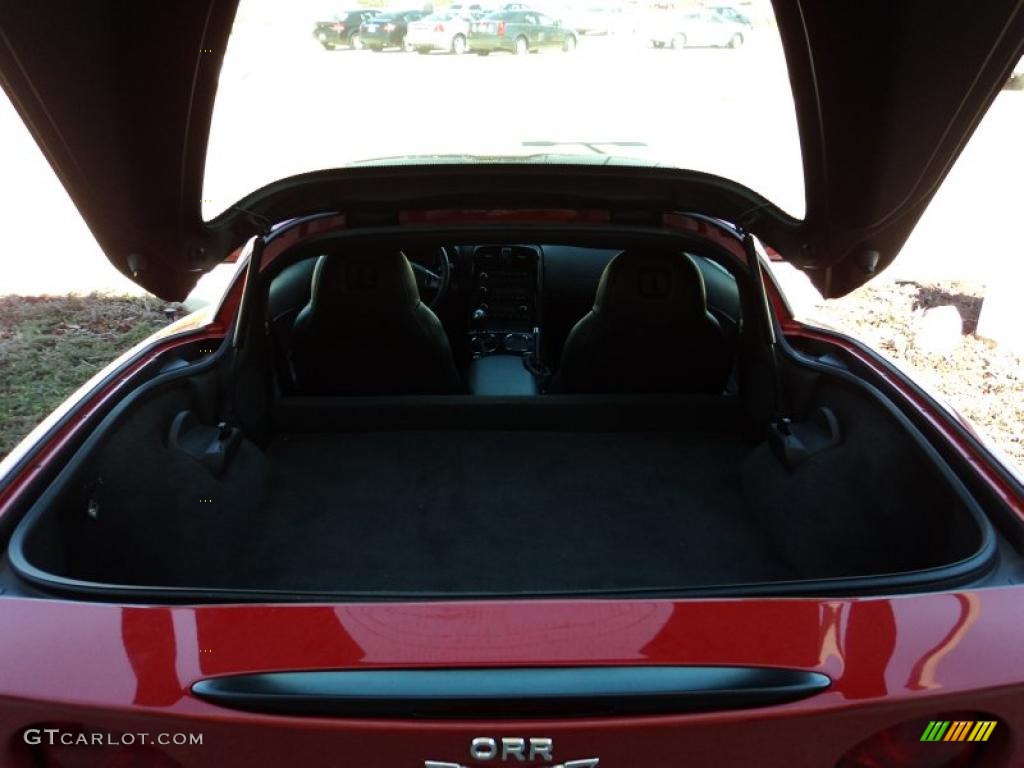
907 593 980 692
639 602 823 665
838 600 897 700
0 590 1021 768
195 607 365 675
121 608 181 707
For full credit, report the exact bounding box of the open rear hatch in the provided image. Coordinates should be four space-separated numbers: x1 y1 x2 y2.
2 1 1023 299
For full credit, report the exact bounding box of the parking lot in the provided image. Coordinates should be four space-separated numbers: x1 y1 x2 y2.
211 13 1023 287
206 21 804 217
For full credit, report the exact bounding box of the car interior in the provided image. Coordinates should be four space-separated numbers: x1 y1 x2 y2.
268 242 742 398
7 224 995 601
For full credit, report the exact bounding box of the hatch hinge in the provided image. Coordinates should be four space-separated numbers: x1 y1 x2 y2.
182 243 211 273
228 205 274 237
126 252 147 278
856 248 881 275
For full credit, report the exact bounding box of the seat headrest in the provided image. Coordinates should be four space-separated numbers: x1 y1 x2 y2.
593 250 709 323
307 251 421 319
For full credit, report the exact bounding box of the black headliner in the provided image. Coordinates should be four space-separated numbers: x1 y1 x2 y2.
0 0 1022 299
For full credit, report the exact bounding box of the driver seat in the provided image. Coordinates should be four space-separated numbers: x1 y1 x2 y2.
288 252 462 395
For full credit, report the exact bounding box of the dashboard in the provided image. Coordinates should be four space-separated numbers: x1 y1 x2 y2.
466 245 540 358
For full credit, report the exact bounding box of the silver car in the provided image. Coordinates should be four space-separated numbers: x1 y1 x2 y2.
649 8 749 49
405 11 474 54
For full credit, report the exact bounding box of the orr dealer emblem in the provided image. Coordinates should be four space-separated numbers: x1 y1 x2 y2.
426 737 599 768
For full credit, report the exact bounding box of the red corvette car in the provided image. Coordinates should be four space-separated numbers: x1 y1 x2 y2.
1 1 1023 767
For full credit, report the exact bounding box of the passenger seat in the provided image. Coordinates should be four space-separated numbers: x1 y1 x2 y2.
548 249 731 394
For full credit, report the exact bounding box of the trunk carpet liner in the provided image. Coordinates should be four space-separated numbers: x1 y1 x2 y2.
238 431 796 593
21 386 978 595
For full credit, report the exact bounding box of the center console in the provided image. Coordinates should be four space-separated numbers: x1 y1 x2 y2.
467 355 539 395
467 245 541 358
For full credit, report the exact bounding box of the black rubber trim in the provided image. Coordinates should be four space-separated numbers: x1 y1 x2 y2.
191 666 831 718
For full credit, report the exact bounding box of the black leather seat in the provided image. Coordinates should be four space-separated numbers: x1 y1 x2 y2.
549 249 731 394
288 252 462 395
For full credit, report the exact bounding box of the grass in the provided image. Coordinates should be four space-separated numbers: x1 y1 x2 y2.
0 294 175 458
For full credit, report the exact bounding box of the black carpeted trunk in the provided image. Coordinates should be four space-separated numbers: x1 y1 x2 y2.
242 430 793 593
13 387 988 598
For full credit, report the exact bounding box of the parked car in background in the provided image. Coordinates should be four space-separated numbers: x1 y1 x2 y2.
561 3 622 35
359 10 426 51
648 8 748 49
313 9 379 49
708 4 753 28
449 2 485 15
469 10 577 55
406 11 475 54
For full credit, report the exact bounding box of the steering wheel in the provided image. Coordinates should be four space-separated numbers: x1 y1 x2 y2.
406 247 452 310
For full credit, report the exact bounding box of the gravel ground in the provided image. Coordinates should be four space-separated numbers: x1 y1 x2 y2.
807 279 1024 473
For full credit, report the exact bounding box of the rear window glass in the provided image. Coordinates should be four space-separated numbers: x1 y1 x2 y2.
205 0 805 219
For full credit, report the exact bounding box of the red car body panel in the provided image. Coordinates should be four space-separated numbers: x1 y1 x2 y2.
1 213 1022 767
1 592 1023 766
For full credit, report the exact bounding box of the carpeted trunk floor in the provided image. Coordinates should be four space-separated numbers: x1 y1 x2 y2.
237 431 795 594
